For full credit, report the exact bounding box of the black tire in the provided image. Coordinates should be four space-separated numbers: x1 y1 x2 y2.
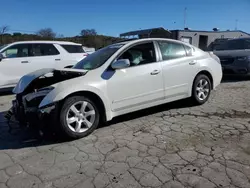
59 96 100 139
191 74 211 105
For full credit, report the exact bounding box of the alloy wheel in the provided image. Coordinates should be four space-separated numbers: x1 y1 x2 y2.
196 79 210 101
66 101 96 133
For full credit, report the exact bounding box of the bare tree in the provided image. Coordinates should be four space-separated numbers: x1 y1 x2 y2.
0 25 9 44
80 29 97 36
0 25 9 34
37 28 56 38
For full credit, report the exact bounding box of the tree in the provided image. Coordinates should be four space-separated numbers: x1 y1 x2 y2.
57 34 64 38
13 32 22 37
0 25 9 35
0 25 9 44
80 29 97 36
37 28 56 38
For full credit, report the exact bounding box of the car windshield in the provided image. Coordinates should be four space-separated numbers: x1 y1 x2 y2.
214 39 249 51
73 43 124 70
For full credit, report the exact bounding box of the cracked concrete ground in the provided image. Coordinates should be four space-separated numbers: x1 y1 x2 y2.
1 78 250 188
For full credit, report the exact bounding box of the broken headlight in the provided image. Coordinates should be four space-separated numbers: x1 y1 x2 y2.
24 86 54 108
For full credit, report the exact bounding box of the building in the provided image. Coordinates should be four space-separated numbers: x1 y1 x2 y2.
172 28 250 50
120 27 172 39
120 27 250 51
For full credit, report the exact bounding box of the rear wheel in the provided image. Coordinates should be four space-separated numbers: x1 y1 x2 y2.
191 74 211 105
59 96 100 139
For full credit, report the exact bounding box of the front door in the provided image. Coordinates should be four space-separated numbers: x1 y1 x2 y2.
107 42 164 112
0 44 32 87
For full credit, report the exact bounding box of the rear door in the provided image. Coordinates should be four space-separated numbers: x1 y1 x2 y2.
156 41 199 98
58 44 88 67
23 43 60 72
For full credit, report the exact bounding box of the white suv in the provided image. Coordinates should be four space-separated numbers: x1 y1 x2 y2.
0 41 88 89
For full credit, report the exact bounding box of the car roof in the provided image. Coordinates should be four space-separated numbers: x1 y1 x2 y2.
113 38 195 48
9 40 82 45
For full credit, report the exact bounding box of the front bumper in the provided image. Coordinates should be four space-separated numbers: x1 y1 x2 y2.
222 65 250 75
11 98 58 128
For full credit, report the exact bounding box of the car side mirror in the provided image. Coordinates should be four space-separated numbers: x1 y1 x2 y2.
0 53 4 61
111 59 130 69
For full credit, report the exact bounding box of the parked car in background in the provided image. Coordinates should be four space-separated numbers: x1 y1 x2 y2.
213 38 250 75
82 46 95 54
10 38 222 139
0 41 88 89
207 38 230 51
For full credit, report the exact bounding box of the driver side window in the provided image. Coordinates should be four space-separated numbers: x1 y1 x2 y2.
3 44 30 58
118 42 156 67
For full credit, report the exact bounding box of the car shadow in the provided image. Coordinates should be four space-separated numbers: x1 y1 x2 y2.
221 75 250 83
0 98 194 151
0 110 63 150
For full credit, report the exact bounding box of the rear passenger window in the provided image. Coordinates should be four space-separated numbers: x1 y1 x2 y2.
61 45 84 53
31 44 60 56
158 41 186 60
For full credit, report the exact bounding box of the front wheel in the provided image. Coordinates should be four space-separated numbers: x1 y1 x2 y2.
191 74 212 105
59 96 100 139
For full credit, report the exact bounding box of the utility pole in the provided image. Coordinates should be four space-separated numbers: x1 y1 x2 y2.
235 19 238 30
184 7 187 29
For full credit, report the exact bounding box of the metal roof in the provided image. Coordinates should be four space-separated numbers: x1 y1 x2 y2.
110 38 199 49
120 27 171 37
174 29 250 35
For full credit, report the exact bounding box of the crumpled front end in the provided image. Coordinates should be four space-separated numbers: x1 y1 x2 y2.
12 87 57 127
8 68 87 128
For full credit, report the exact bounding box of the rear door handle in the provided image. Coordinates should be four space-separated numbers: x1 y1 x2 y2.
55 59 61 61
21 61 29 63
189 60 196 65
150 70 160 75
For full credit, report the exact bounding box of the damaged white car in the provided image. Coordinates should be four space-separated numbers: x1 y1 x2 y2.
9 38 222 139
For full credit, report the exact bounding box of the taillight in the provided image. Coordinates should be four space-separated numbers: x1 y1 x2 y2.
83 53 88 56
208 52 220 64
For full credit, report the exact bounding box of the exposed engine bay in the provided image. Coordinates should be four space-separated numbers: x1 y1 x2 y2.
7 68 87 128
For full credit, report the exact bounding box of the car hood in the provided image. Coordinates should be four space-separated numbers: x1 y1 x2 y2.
13 68 88 94
213 49 250 58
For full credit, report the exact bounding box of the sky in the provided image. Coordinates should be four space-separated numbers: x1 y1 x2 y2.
1 0 250 37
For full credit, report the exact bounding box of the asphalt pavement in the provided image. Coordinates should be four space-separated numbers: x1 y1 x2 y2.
0 77 250 188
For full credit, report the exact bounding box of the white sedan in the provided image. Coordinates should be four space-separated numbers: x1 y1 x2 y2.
10 38 222 139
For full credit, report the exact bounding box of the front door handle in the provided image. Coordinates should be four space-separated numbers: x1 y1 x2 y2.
150 70 160 75
55 59 61 61
189 60 196 65
21 61 29 63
